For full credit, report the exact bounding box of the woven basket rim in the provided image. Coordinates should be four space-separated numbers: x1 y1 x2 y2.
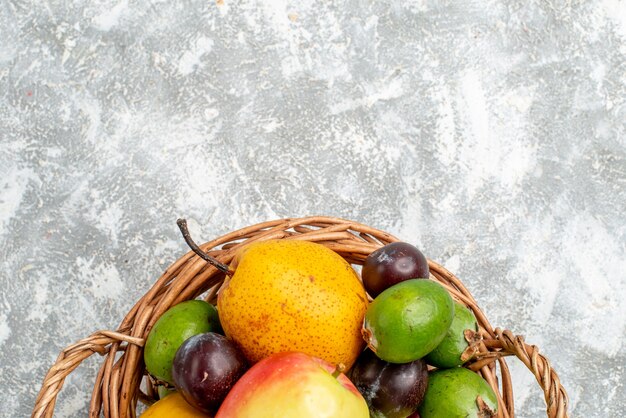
31 216 569 418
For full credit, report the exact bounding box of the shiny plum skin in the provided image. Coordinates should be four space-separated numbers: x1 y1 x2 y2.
172 332 248 414
350 349 428 418
362 242 429 298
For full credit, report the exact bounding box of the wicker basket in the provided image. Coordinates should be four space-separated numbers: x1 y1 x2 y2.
32 216 569 418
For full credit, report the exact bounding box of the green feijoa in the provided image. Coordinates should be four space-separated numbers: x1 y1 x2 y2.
425 301 479 368
362 279 454 363
418 367 498 418
144 300 221 384
157 385 176 399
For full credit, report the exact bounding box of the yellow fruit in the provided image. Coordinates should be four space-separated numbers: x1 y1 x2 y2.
217 239 368 369
141 392 209 417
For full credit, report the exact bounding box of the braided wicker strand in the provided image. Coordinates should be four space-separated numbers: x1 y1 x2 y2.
490 329 569 418
32 216 569 418
32 332 144 418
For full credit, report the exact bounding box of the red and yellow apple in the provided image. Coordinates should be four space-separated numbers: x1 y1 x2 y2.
215 352 369 418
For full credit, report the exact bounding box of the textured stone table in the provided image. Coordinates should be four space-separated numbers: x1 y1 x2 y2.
1 1 625 417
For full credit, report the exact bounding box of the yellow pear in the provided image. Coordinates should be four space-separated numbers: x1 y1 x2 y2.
217 239 368 369
141 392 209 417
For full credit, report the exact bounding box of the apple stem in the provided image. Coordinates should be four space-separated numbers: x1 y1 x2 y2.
177 218 234 277
331 363 346 378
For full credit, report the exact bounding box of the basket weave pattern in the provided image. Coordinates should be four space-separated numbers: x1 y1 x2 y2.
32 216 569 418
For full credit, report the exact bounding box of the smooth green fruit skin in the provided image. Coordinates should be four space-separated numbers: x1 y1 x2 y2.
157 386 176 400
144 300 221 384
425 301 478 368
364 279 454 363
418 368 498 418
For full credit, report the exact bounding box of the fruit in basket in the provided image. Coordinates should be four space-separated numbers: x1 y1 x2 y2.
217 239 368 368
425 301 479 368
141 392 210 417
157 385 175 399
362 242 429 298
172 332 248 414
418 367 498 418
215 351 369 418
362 279 454 363
144 300 222 384
350 349 428 418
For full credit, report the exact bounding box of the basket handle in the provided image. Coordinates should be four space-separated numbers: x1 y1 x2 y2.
32 331 144 418
469 328 569 418
33 328 568 418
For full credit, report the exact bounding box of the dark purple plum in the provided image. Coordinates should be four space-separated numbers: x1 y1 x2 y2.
350 349 428 418
362 242 429 298
172 332 248 414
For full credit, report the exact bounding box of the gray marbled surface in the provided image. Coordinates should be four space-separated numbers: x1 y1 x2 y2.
1 0 625 417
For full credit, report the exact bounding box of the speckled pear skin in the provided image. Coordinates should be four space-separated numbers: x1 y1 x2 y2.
141 392 210 418
217 240 368 368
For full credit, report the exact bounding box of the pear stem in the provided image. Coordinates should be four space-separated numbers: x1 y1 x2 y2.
177 218 234 276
